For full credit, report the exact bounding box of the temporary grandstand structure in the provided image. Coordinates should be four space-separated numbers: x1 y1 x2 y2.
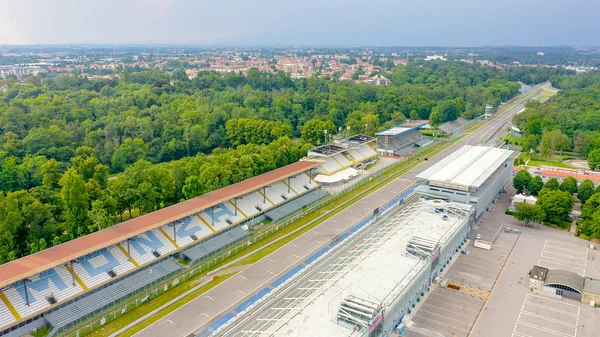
214 200 474 337
308 134 377 186
375 121 429 156
0 160 325 337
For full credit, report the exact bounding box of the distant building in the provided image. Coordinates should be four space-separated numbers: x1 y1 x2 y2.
483 104 494 118
364 74 391 86
424 55 447 61
416 145 514 218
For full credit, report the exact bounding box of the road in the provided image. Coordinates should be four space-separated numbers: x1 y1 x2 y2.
134 84 545 337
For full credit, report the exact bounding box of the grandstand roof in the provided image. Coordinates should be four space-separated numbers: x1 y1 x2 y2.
417 145 513 190
0 160 321 289
375 121 427 136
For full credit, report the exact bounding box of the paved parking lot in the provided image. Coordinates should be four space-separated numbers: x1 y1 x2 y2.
513 294 580 337
537 239 588 277
406 234 517 337
472 224 600 337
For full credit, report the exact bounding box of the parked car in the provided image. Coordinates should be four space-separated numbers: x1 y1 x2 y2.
461 249 471 256
512 228 520 233
475 233 481 240
504 227 512 233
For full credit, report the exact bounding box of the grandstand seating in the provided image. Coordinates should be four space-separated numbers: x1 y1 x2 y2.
4 266 83 319
75 247 133 288
317 156 343 174
289 173 315 192
357 144 377 158
164 216 212 248
264 182 297 204
127 230 176 266
0 299 15 329
333 153 352 167
346 148 365 162
44 259 182 333
266 189 329 221
236 192 269 217
182 227 249 262
199 202 245 232
0 168 325 334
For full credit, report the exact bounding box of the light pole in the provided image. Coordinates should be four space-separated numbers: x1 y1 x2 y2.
323 129 328 145
365 123 369 136
347 125 351 138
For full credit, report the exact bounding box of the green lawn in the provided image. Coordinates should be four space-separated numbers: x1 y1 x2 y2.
86 274 234 337
517 153 575 169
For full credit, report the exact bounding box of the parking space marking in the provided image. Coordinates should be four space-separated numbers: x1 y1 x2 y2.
513 293 580 337
544 244 588 257
452 259 503 274
519 311 577 329
515 322 575 337
426 297 481 314
537 259 585 276
525 294 580 315
522 302 579 318
541 251 586 266
537 256 585 269
421 301 478 320
409 319 454 337
414 314 470 334
545 240 585 250
419 307 473 327
432 291 485 308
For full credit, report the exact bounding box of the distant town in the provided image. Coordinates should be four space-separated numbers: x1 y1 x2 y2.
1 46 599 82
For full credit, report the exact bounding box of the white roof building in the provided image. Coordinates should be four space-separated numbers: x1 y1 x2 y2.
216 200 473 336
417 145 513 192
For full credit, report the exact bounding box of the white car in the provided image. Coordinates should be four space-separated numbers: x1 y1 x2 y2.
475 234 481 240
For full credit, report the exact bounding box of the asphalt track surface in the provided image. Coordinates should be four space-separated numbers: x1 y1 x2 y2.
135 84 545 337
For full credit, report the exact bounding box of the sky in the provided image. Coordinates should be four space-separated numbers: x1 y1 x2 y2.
0 0 598 46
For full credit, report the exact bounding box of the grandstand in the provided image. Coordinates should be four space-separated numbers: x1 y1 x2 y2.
307 134 378 186
212 199 475 337
0 160 325 337
375 121 431 156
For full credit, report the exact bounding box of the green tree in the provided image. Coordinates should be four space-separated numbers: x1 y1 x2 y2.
588 149 600 171
409 110 419 120
60 168 90 237
537 188 574 224
529 176 544 196
559 176 578 195
301 119 336 145
577 179 595 204
513 170 531 194
544 177 560 190
514 202 545 226
182 175 203 199
88 200 114 233
41 158 61 188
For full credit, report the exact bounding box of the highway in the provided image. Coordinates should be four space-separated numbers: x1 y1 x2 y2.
134 83 545 337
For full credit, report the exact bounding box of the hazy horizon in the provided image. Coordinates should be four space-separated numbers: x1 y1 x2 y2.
0 0 598 46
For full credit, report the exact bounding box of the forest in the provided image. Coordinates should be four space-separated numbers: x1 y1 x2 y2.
512 72 600 159
0 61 566 262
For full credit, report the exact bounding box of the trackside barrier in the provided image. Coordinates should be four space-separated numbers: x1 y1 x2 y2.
234 288 272 313
206 189 418 336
